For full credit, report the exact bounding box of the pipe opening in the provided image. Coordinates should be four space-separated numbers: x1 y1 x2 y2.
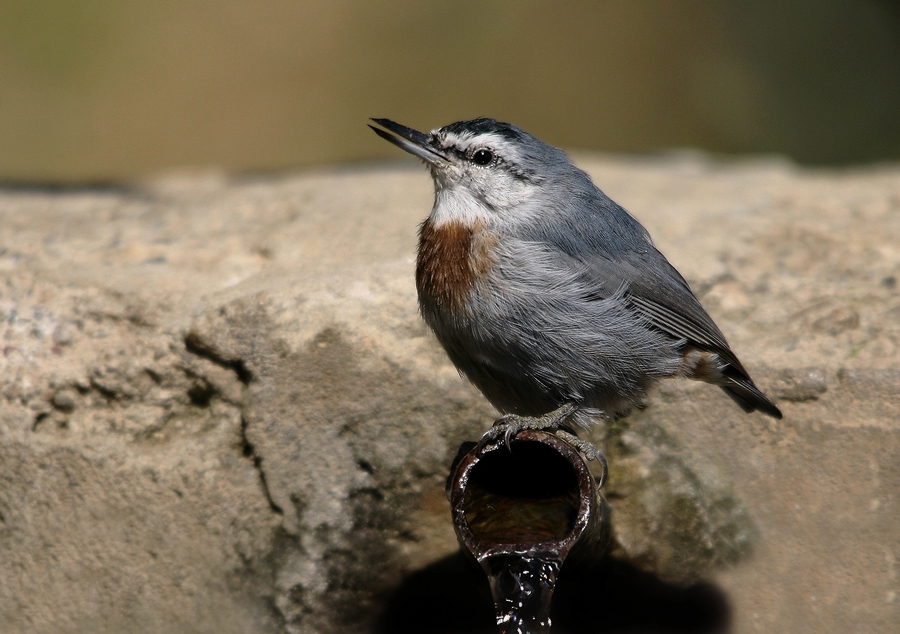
463 441 581 544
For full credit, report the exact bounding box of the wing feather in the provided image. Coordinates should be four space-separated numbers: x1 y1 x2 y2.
517 177 780 417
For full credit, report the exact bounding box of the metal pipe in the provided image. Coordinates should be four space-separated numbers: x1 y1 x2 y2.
448 430 610 634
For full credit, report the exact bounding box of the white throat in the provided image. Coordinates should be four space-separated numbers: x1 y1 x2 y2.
430 184 492 228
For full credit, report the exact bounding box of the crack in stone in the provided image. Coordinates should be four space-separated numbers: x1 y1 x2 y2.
182 332 281 517
241 413 284 515
183 331 253 384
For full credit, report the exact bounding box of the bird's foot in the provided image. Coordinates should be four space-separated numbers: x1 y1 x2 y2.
477 403 608 488
479 403 578 449
554 429 608 489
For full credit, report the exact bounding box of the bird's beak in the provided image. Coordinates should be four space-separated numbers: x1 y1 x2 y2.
369 118 449 166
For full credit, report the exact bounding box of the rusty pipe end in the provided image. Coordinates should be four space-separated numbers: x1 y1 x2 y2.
449 430 608 563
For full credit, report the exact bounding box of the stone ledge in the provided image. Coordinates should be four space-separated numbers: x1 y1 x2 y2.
1 156 897 633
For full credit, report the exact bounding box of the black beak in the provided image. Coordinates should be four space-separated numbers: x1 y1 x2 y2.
369 118 449 165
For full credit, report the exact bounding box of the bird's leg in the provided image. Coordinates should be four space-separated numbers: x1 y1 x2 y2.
477 403 608 487
484 402 578 447
478 403 579 447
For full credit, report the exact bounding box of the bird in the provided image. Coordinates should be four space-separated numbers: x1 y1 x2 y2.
369 117 782 441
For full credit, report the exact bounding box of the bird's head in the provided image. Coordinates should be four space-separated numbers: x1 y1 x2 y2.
370 118 576 229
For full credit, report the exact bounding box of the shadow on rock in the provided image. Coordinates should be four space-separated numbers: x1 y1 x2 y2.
376 551 730 634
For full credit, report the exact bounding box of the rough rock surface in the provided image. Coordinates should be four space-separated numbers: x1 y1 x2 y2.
1 156 898 633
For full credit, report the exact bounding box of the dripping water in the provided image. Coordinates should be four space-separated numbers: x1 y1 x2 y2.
482 554 561 634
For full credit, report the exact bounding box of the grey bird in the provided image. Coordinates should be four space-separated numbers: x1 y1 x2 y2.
370 117 782 437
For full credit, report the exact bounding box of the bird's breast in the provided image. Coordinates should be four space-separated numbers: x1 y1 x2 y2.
416 219 498 314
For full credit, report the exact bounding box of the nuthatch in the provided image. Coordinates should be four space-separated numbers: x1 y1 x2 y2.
370 117 782 438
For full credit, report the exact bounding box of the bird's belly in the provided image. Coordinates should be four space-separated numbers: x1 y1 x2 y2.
423 285 679 419
418 235 683 418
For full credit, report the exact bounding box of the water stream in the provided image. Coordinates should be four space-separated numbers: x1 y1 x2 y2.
481 554 562 634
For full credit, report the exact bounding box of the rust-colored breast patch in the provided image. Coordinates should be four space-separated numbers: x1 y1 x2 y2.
416 219 496 312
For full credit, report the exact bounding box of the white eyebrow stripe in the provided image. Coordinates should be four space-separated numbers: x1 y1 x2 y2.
437 131 523 162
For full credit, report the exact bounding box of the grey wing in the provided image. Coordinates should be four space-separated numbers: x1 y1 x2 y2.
571 251 734 360
522 187 781 418
569 246 782 418
622 255 746 372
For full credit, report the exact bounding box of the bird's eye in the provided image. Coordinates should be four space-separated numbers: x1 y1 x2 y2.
472 149 493 165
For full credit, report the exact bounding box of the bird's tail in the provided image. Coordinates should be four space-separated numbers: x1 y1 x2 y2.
720 371 782 419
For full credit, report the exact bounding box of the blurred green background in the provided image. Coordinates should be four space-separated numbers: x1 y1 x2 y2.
1 0 899 182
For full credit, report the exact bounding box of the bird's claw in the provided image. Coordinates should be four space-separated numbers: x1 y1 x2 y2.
476 403 608 488
503 424 517 450
555 430 608 489
479 402 578 452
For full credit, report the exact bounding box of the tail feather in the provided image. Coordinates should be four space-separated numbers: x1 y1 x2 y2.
681 347 782 419
720 373 782 419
